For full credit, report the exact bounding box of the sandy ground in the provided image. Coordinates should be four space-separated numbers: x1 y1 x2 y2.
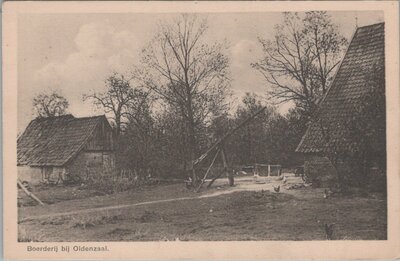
202 173 303 197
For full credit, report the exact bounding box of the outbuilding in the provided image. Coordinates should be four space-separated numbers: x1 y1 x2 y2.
296 23 385 186
17 114 115 184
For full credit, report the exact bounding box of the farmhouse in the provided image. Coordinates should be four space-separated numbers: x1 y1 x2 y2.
296 22 385 185
17 114 115 184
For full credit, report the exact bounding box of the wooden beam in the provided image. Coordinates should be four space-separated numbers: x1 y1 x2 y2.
207 147 230 188
195 148 220 192
206 169 224 188
193 106 266 167
17 179 45 206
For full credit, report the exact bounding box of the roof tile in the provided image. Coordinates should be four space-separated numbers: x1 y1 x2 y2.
296 23 385 153
17 115 109 166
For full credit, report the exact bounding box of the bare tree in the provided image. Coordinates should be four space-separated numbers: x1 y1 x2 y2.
135 14 231 182
83 72 149 136
253 11 347 116
32 91 69 118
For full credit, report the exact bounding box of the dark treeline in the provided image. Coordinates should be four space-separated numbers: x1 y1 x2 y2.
116 92 306 179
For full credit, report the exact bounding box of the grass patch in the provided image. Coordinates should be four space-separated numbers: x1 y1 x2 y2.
18 226 43 242
69 211 128 229
64 209 166 230
19 186 387 241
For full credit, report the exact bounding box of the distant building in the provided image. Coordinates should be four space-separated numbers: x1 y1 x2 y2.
296 23 385 185
17 114 115 184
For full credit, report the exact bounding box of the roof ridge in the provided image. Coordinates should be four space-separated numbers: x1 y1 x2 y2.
33 114 74 120
34 114 105 120
32 114 106 123
358 22 384 29
72 115 106 120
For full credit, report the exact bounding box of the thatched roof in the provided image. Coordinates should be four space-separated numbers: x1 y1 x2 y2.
17 115 111 167
296 23 385 153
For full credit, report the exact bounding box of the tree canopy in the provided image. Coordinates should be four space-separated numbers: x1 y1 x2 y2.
32 91 69 118
253 11 347 116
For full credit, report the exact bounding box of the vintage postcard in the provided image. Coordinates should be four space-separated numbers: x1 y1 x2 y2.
3 1 400 260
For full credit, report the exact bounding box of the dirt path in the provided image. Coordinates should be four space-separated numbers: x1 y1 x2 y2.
20 174 302 222
20 188 268 221
20 196 197 222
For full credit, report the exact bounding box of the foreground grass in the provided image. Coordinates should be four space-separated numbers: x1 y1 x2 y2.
18 183 205 218
19 188 386 241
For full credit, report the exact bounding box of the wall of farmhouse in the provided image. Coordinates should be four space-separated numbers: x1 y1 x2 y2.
102 152 115 175
18 166 66 184
304 154 359 187
304 155 338 187
18 166 43 184
66 151 115 181
85 119 114 151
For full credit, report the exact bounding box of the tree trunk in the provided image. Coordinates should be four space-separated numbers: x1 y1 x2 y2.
188 123 197 183
186 92 198 183
221 148 234 186
115 115 121 136
247 125 253 165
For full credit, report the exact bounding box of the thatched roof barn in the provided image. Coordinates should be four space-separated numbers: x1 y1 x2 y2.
17 115 115 184
296 22 385 154
296 23 385 186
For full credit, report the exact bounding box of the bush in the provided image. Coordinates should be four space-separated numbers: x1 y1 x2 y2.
80 168 165 194
84 177 136 194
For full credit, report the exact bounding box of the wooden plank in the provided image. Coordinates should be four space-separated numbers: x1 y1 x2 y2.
195 148 220 192
206 169 224 188
17 179 45 206
207 147 230 188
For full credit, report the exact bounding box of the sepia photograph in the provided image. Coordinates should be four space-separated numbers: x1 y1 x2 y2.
3 1 400 260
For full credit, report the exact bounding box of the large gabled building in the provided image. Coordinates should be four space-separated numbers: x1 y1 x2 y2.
17 114 116 184
296 23 385 185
